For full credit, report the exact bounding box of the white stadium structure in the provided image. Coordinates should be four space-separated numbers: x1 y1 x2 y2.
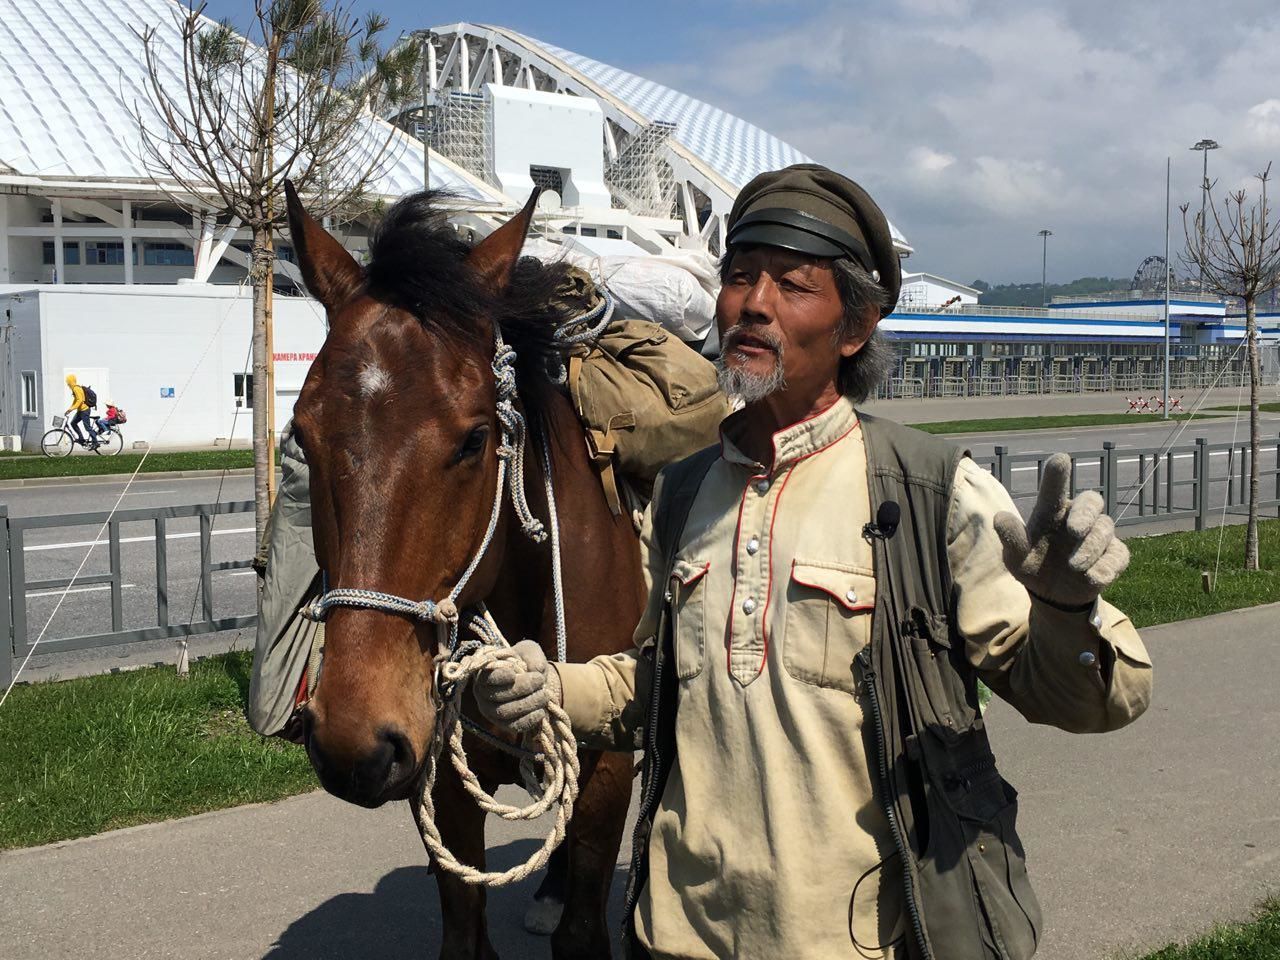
1 1 1276 449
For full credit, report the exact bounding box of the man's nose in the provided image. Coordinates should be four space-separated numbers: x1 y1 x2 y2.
740 275 776 321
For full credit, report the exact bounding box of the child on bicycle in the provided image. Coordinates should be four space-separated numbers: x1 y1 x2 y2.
95 403 125 436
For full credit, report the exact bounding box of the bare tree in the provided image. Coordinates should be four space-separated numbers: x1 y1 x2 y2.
135 0 419 538
1181 163 1280 570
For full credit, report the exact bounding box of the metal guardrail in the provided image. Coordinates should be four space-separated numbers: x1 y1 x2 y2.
873 370 1273 400
970 434 1280 533
0 500 255 688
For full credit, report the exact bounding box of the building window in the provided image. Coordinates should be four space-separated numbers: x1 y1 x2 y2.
234 373 253 409
144 242 194 266
21 371 37 417
84 241 133 265
41 241 81 265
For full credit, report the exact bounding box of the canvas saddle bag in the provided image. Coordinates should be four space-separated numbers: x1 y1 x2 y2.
558 268 730 515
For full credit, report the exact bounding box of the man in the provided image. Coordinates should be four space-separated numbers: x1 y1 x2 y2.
474 164 1153 960
64 373 98 448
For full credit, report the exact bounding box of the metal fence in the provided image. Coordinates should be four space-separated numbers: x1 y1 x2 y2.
971 435 1280 531
1 500 255 689
3 437 1280 688
876 369 1270 399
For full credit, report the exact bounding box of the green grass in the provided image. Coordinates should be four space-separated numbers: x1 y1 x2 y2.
1208 402 1280 413
0 652 316 850
1110 519 1280 628
915 412 1223 435
1137 899 1280 959
0 449 255 481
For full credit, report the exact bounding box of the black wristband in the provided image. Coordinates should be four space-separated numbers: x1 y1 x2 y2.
1027 589 1095 614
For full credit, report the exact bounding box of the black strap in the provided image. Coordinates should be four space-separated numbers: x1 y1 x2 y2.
652 445 720 571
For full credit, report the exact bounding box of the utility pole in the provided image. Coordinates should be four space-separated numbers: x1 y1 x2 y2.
419 32 433 190
1163 157 1171 419
1190 138 1220 292
1038 229 1053 306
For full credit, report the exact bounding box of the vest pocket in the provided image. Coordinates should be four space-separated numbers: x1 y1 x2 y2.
783 560 876 693
671 559 709 680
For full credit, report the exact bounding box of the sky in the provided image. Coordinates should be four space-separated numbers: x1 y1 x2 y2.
202 0 1280 286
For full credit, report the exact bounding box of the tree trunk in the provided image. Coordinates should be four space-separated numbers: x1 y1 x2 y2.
251 225 274 543
1246 296 1260 571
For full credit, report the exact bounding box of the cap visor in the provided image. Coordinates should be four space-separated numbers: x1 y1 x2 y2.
726 222 846 259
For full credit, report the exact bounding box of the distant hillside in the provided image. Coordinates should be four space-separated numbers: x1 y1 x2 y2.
971 277 1131 307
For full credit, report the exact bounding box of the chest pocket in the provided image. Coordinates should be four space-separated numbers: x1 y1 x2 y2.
783 560 876 694
670 559 710 680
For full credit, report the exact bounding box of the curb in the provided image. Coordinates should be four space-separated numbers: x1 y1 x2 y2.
0 467 256 489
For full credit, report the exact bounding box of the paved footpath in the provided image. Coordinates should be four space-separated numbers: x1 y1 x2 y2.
2 604 1278 959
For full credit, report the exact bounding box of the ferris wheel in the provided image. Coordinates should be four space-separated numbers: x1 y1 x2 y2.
1131 255 1169 294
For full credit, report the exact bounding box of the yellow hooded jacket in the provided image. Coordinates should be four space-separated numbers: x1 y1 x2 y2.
65 374 88 413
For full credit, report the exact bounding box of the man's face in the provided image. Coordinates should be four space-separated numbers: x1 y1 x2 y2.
715 246 860 403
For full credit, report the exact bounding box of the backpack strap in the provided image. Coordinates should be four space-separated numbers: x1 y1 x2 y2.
652 445 720 572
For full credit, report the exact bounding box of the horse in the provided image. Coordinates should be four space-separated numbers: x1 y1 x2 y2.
283 182 645 959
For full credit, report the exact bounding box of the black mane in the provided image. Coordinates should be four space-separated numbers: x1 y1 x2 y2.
363 190 587 424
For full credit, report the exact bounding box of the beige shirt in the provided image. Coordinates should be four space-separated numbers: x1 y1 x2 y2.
556 396 1153 960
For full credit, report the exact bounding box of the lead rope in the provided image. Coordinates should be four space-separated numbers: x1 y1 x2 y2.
415 609 579 886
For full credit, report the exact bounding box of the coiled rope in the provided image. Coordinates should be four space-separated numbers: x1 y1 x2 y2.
415 610 579 886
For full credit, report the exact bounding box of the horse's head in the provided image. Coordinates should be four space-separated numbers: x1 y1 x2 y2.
284 183 541 807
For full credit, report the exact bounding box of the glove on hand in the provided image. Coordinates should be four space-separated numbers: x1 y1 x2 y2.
994 452 1130 609
471 640 552 736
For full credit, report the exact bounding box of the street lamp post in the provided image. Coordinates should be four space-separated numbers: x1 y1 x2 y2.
1038 229 1052 306
1190 138 1220 291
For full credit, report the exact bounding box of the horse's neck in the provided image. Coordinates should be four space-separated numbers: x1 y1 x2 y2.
489 390 644 657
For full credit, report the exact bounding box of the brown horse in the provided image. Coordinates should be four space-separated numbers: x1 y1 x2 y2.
284 183 644 959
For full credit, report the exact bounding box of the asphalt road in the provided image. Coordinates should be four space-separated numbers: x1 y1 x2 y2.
4 409 1279 685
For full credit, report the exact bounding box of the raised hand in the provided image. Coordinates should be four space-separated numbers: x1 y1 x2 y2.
993 453 1129 609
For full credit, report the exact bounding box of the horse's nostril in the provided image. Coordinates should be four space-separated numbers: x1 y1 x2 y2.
381 727 415 770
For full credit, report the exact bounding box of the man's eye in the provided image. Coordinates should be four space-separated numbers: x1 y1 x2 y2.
455 426 488 463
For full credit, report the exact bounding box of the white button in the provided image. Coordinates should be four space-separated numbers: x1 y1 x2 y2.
746 537 760 555
845 589 858 604
755 479 770 494
1078 650 1097 667
742 597 757 615
1090 613 1103 629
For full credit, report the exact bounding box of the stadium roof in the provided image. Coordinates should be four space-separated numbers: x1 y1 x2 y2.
479 25 909 250
0 0 493 200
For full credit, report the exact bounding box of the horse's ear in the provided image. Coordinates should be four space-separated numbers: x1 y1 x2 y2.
468 188 539 291
284 179 363 314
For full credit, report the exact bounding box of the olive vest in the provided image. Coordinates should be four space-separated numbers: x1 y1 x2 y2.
624 412 1042 960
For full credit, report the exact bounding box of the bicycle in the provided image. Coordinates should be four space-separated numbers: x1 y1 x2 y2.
41 415 125 457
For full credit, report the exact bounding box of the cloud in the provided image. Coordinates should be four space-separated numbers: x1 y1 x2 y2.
632 0 1280 284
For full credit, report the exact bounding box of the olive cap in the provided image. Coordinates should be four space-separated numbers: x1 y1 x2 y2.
726 163 901 316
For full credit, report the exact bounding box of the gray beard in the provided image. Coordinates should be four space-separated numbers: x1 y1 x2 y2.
715 349 787 403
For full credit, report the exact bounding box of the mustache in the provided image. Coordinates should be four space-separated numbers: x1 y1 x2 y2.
722 325 783 354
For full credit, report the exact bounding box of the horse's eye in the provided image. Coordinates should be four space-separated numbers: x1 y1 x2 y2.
455 425 488 463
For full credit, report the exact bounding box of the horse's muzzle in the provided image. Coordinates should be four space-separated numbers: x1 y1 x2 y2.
304 713 420 808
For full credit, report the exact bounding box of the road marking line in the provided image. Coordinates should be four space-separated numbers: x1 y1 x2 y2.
24 526 254 553
121 489 177 495
29 583 137 598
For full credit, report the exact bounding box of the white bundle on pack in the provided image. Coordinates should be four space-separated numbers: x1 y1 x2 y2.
522 238 718 344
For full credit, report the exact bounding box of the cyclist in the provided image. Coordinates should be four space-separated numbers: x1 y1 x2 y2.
64 373 100 448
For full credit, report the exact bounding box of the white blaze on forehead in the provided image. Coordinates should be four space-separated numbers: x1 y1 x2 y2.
358 363 393 397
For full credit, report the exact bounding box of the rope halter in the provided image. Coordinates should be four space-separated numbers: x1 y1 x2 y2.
301 329 548 634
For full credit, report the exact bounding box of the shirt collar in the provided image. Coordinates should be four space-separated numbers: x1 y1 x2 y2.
720 394 860 472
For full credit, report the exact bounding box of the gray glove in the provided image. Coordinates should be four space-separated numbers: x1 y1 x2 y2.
471 640 552 736
994 452 1130 609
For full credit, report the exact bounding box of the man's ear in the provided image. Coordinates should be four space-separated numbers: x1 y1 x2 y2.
468 189 540 291
839 305 880 358
285 180 364 315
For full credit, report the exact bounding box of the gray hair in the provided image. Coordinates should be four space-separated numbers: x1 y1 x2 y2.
830 258 897 402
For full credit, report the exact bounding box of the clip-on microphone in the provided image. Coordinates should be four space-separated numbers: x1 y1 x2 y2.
863 501 901 542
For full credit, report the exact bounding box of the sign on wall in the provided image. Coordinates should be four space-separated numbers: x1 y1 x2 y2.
160 387 175 398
